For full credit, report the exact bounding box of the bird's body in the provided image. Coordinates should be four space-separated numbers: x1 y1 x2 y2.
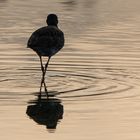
27 25 64 57
27 14 64 98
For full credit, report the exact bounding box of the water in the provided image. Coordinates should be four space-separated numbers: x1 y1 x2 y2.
0 0 140 139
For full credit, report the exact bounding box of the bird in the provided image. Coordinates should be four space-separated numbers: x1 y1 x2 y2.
27 14 65 97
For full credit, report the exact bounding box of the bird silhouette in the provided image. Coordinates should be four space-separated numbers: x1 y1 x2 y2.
27 14 65 97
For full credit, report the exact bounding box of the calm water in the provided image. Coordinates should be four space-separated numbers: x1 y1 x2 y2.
0 0 140 139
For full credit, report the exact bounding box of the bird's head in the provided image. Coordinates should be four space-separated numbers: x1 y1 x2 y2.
46 14 58 27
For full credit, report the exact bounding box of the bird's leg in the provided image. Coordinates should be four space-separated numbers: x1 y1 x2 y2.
39 56 50 98
43 57 51 97
39 56 44 73
44 57 51 77
39 56 45 94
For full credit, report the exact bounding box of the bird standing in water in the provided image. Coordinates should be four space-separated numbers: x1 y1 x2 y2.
27 14 65 97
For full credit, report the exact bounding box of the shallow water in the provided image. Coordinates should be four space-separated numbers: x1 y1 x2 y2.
0 0 140 139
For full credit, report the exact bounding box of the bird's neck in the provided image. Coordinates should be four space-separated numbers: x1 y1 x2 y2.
48 25 58 28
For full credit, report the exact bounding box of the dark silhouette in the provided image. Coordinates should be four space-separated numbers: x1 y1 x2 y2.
26 92 64 131
27 14 65 97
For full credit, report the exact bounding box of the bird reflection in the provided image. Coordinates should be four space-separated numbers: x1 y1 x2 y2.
26 92 64 132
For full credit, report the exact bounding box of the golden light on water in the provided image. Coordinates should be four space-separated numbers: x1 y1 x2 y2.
0 0 140 139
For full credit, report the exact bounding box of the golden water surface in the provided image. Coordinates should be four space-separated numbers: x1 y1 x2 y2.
0 0 140 139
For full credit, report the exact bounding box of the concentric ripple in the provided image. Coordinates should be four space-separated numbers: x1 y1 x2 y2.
46 68 135 101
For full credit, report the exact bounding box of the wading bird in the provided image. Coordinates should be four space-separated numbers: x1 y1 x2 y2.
27 14 65 97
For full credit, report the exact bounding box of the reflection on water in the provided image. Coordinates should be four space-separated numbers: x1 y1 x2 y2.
26 72 64 132
26 93 63 132
0 0 140 139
